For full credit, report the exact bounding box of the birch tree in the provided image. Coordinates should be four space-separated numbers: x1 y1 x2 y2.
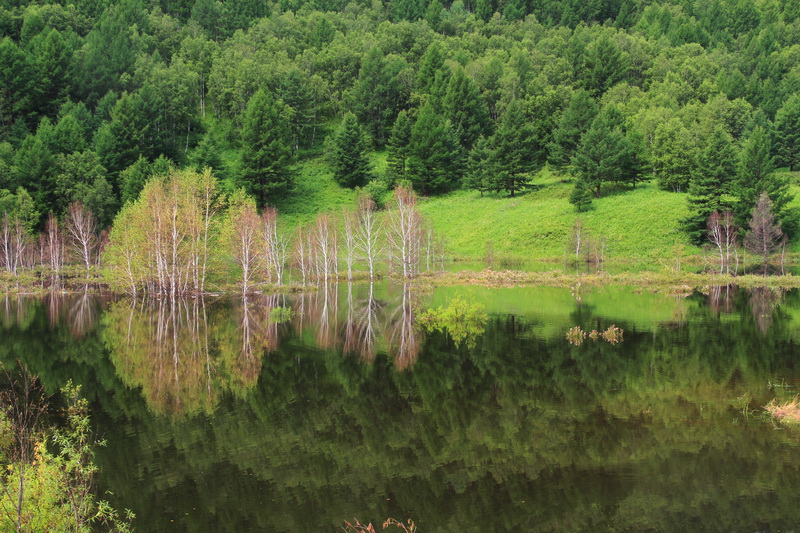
65 203 98 275
386 186 422 278
230 198 260 294
355 196 382 280
45 213 64 277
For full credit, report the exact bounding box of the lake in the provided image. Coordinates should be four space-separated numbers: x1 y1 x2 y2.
1 282 800 532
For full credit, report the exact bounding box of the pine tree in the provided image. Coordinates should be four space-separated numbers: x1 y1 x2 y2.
442 67 492 150
331 113 371 188
684 126 738 243
349 46 396 144
416 43 446 96
735 126 797 237
475 0 493 21
407 101 465 194
774 94 800 171
571 105 636 197
308 15 335 49
387 111 412 178
12 132 53 215
392 0 425 21
735 126 774 219
119 156 152 205
189 134 225 179
464 136 493 197
28 29 71 117
279 68 319 151
584 33 630 96
52 114 89 154
488 100 538 197
548 89 598 168
651 118 696 192
569 177 594 212
239 90 294 206
54 151 110 214
94 92 148 183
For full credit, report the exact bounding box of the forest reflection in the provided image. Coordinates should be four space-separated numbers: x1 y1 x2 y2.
97 283 424 416
2 291 111 335
5 286 800 531
1 283 791 420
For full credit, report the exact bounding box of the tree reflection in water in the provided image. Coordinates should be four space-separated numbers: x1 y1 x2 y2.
5 286 800 532
103 297 274 417
707 284 737 315
748 286 784 334
388 284 421 371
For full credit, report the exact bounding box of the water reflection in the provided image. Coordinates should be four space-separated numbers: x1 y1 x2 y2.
3 292 109 334
103 298 265 417
4 285 800 531
388 284 420 371
748 286 785 334
96 283 431 416
706 284 737 315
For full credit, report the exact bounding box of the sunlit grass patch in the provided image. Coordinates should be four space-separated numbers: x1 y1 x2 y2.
765 396 800 425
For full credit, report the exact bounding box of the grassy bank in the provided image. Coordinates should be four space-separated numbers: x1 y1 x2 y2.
278 154 800 266
417 269 800 292
419 177 693 264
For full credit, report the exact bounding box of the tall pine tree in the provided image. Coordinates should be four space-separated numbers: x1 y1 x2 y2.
239 90 294 205
464 135 493 197
548 89 598 168
407 101 465 194
684 126 738 243
442 67 491 150
571 105 638 198
331 113 371 188
488 100 539 197
774 94 800 171
387 110 412 178
735 126 796 237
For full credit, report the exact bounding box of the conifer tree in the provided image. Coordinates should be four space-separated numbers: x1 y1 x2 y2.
774 94 800 171
239 90 294 206
571 105 637 197
684 126 738 243
350 47 395 144
464 136 493 197
584 34 630 96
569 177 594 212
416 43 446 96
442 67 491 150
488 100 538 197
331 113 371 188
548 89 598 168
651 118 696 192
735 126 796 237
279 68 318 152
387 111 412 178
407 101 465 194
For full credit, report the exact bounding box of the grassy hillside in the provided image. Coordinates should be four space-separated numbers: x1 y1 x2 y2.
419 174 693 264
268 154 800 266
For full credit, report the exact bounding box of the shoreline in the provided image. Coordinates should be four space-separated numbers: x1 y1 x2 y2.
2 266 800 297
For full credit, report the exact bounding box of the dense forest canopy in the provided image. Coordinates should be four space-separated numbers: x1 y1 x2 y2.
1 0 800 248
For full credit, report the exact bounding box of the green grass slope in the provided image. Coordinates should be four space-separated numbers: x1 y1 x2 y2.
270 154 800 265
419 178 694 264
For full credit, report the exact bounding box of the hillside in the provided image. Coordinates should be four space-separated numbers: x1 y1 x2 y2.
262 151 800 266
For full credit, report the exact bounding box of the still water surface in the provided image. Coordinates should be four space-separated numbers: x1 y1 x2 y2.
2 283 800 532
